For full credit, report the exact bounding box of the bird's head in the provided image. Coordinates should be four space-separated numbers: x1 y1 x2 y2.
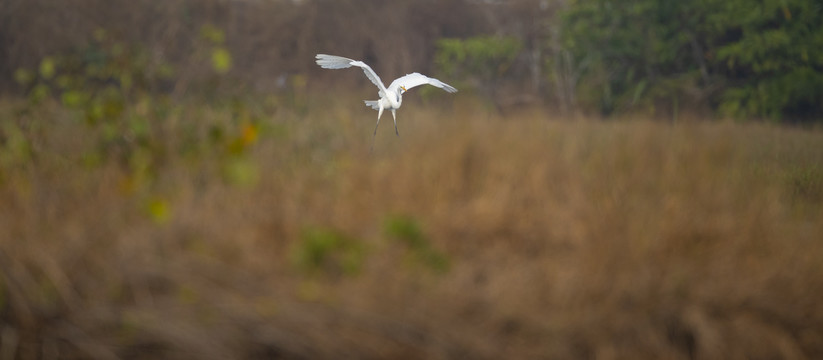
400 85 407 94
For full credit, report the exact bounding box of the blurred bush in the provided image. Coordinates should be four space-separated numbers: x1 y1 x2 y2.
436 36 522 106
5 24 268 214
292 227 366 277
383 215 450 273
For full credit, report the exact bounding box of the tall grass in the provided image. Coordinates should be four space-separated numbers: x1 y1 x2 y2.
1 94 822 359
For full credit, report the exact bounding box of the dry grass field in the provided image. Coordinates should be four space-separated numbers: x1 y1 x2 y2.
1 94 822 359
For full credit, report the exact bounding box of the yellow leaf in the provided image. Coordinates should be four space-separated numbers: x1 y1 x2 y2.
147 198 171 224
211 47 232 74
223 158 259 186
93 28 107 42
240 123 258 146
61 91 86 108
39 57 56 79
200 24 225 44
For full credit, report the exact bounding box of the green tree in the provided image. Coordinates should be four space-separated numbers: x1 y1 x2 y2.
562 1 703 115
562 0 823 121
705 0 823 119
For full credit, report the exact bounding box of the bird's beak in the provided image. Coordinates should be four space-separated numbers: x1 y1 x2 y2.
400 86 407 92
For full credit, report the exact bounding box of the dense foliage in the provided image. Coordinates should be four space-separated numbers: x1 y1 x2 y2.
562 0 823 120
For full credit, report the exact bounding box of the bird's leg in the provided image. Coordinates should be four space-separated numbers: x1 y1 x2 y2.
374 105 384 136
391 109 399 136
372 104 384 151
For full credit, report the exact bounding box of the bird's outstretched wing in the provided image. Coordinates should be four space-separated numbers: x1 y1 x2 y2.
315 54 388 96
388 73 458 94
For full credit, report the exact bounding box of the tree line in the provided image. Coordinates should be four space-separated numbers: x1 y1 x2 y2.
2 0 820 121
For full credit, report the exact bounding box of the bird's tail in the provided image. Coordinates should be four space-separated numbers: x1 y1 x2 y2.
364 100 380 110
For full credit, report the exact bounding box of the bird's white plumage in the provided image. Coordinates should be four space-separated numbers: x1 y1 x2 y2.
389 73 458 94
315 53 457 148
315 54 388 97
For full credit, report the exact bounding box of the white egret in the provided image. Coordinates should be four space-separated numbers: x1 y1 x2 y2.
315 54 457 145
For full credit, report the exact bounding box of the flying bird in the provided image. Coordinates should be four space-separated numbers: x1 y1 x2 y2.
315 54 457 145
